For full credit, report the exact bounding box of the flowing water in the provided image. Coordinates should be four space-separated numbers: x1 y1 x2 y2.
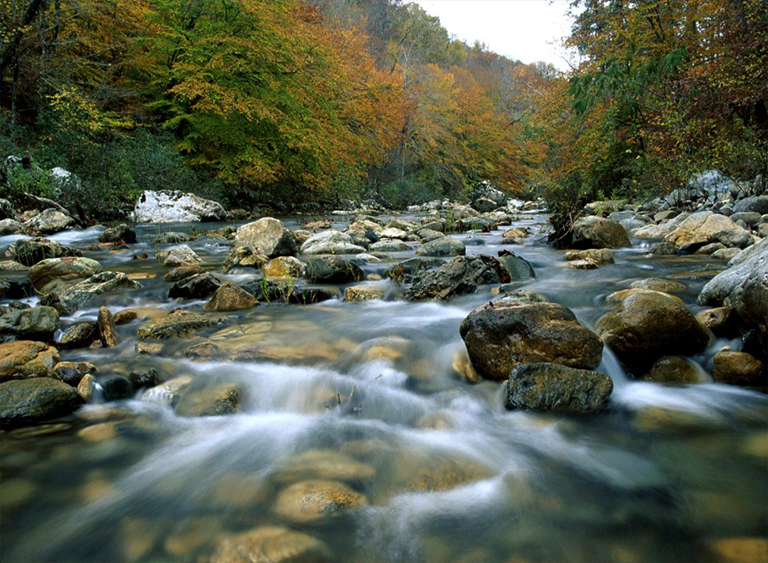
1 213 766 563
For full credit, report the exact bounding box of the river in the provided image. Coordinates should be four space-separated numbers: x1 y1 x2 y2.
1 211 766 563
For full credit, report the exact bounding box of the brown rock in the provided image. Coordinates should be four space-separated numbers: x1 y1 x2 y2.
113 309 139 325
707 537 768 563
262 256 305 279
459 298 603 381
0 341 60 381
630 278 686 293
163 264 205 282
563 248 615 265
643 356 704 384
713 351 765 386
205 282 259 311
53 361 96 386
210 526 331 563
274 480 367 525
97 306 118 347
695 307 740 339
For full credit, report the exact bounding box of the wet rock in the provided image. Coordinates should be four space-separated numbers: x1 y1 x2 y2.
168 272 221 300
0 306 59 342
502 227 530 240
460 298 603 381
504 363 613 413
23 208 75 234
570 216 630 249
28 256 102 292
137 310 232 339
164 263 205 282
272 450 376 485
0 340 60 381
132 190 227 223
416 236 466 257
0 259 26 271
695 307 739 338
175 383 241 416
300 230 366 255
596 290 710 376
633 212 691 239
40 271 142 315
274 480 368 525
643 356 705 384
566 258 599 269
305 256 364 284
707 537 768 563
113 309 139 325
452 348 479 383
160 244 200 268
101 375 135 401
662 211 756 250
128 369 158 388
0 377 81 428
97 306 118 347
403 255 507 301
630 278 686 293
699 249 768 335
0 278 33 300
563 248 614 265
7 237 81 267
0 218 22 235
99 224 136 244
155 231 195 244
77 373 96 402
712 247 742 261
605 287 684 306
344 283 389 302
416 228 444 243
222 245 269 270
496 253 535 280
262 256 306 279
210 526 331 563
713 351 765 386
53 361 96 386
58 322 98 349
205 282 259 311
234 217 298 258
141 375 193 406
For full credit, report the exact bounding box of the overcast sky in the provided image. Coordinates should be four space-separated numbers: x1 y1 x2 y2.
411 0 578 70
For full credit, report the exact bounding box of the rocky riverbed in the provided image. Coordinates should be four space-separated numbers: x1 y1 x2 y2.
1 183 767 563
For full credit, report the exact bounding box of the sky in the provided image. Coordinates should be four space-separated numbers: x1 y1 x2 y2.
411 0 578 70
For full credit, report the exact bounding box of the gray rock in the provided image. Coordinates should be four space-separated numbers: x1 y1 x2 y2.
0 198 15 220
0 377 81 428
222 245 269 270
137 310 233 339
234 218 298 258
369 239 411 252
28 256 102 292
460 299 603 381
416 237 466 257
160 244 201 268
729 212 761 227
403 255 506 301
300 230 365 255
733 195 768 215
505 363 613 413
133 190 227 223
571 216 631 249
23 209 75 235
154 231 195 244
496 253 535 280
0 306 59 341
40 271 142 315
662 211 755 250
0 218 22 235
7 238 82 267
58 322 98 349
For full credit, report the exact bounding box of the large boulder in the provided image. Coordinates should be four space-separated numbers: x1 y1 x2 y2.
596 289 710 376
305 256 364 284
505 363 613 413
662 211 756 251
416 237 466 257
0 340 60 381
262 256 306 279
23 209 75 235
633 212 691 239
733 195 768 215
0 306 59 342
132 190 227 223
40 271 142 315
403 255 507 301
7 238 81 267
460 298 603 381
234 218 298 258
28 256 102 292
0 377 81 428
300 230 365 255
570 216 631 249
699 246 768 335
681 170 735 204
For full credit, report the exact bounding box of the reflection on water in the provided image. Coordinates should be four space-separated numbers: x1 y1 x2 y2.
1 214 766 563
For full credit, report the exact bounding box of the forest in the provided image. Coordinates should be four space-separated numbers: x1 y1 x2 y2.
1 0 766 218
